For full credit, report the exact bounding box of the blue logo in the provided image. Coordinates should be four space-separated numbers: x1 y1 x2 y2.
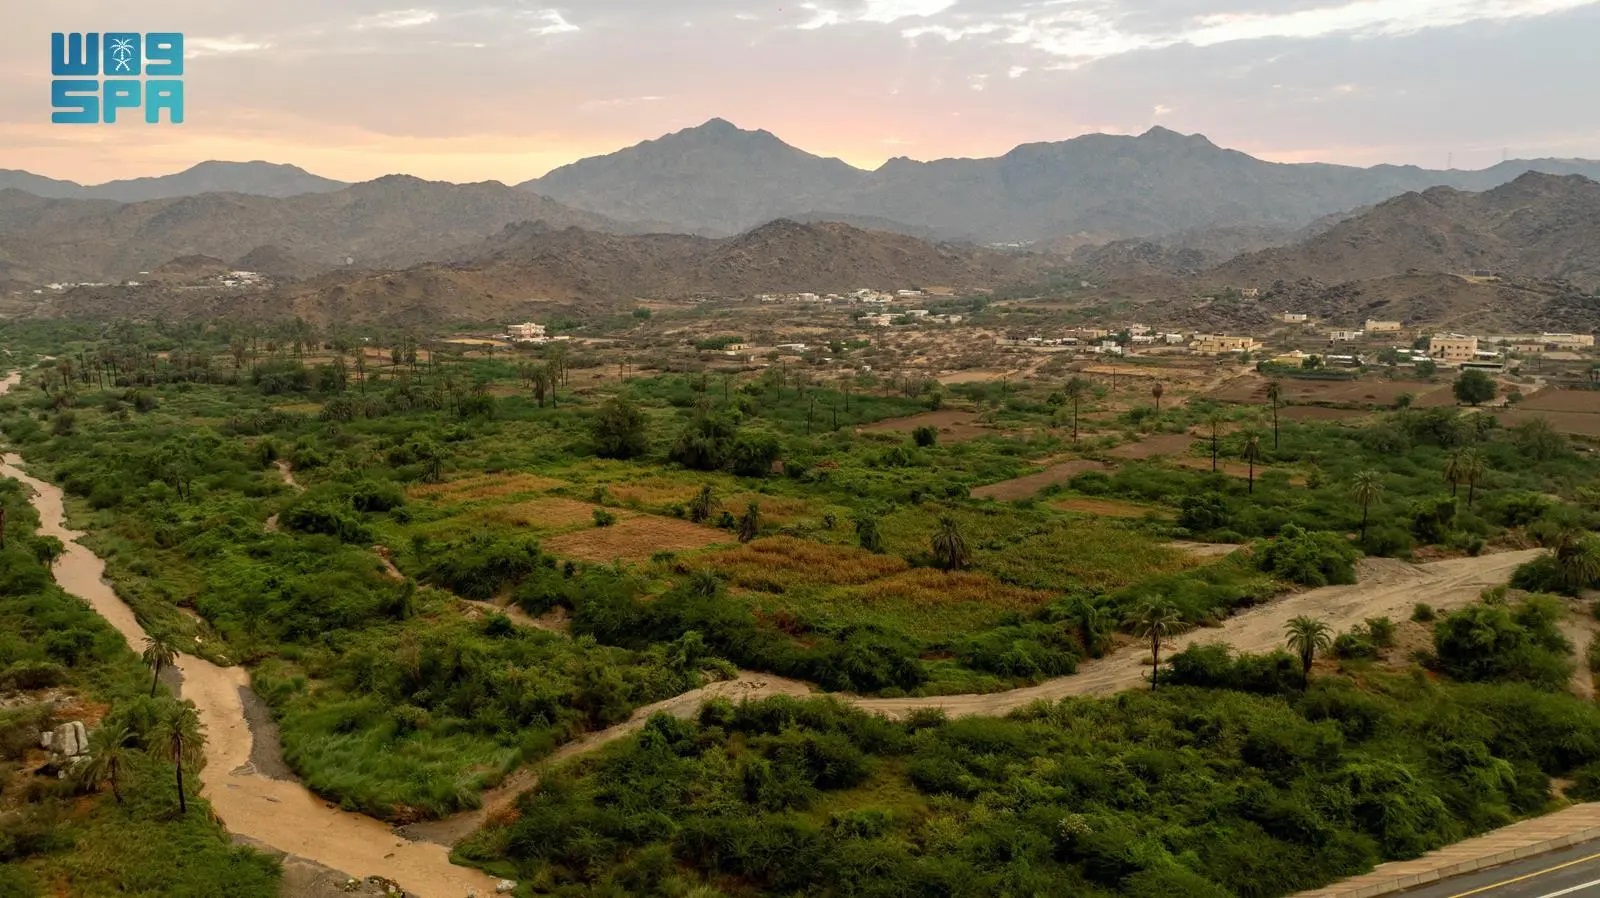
52 32 184 124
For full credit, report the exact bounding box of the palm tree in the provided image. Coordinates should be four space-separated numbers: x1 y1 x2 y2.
1127 603 1184 690
74 724 132 804
930 515 971 572
1351 470 1384 540
1460 449 1488 508
1284 616 1334 687
141 635 178 698
1151 382 1165 412
1552 529 1600 595
1442 449 1469 499
1207 412 1225 474
1265 381 1284 449
153 701 204 814
854 514 884 554
737 502 761 543
687 484 720 524
1243 432 1262 494
1062 377 1091 444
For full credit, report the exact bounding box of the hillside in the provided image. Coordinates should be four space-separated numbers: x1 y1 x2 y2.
520 119 1600 242
46 219 1044 324
1210 173 1600 288
0 178 640 282
0 161 347 201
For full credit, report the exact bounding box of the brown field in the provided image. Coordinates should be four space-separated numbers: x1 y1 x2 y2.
971 461 1113 501
474 497 616 530
1108 432 1197 460
857 410 993 443
1210 375 1449 408
698 537 910 591
1055 497 1172 519
938 369 1013 385
858 569 1055 611
1279 406 1372 422
1497 409 1600 438
543 516 729 563
410 473 568 502
1519 389 1600 413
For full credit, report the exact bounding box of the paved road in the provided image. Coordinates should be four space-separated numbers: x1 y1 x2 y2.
1403 842 1600 897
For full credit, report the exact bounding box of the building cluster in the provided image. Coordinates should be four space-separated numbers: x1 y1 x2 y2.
504 322 549 344
757 288 910 305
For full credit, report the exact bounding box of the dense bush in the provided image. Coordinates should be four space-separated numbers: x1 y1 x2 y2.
1253 525 1360 587
1432 595 1573 691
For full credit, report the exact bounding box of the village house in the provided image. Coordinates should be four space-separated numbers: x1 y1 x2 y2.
1428 334 1479 363
1192 334 1261 355
506 322 547 343
1327 329 1364 342
1364 319 1403 334
1280 312 1309 323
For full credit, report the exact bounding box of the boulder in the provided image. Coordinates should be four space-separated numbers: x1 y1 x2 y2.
495 881 517 894
47 721 88 757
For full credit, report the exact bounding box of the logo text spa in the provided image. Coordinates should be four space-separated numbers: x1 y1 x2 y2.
52 32 185 124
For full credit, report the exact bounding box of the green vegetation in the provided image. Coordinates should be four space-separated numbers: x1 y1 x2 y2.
0 477 280 897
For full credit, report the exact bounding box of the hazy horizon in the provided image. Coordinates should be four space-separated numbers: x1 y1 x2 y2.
7 1 1600 184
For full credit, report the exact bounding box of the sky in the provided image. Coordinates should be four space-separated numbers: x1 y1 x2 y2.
5 0 1600 185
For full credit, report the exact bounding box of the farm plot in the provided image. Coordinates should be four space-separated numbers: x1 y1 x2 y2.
857 410 993 443
971 460 1114 501
542 515 730 563
1498 409 1600 438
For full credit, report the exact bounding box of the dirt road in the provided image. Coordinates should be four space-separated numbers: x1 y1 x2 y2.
0 452 500 898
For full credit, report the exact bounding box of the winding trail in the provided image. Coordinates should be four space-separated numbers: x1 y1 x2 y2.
0 370 1550 891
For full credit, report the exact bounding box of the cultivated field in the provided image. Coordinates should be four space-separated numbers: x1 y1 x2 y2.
541 515 729 562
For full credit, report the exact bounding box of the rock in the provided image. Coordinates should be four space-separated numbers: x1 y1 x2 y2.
39 730 52 750
48 721 88 757
495 881 517 894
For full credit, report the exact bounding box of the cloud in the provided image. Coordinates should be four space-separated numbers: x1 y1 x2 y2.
356 9 439 30
525 9 580 35
188 37 275 57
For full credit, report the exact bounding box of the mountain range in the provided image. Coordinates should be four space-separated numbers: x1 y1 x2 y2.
8 121 1600 256
42 219 1042 324
0 161 347 202
0 177 636 283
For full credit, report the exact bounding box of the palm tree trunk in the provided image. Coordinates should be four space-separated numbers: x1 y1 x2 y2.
1150 636 1160 690
1360 502 1370 539
149 662 161 698
1248 459 1255 494
1302 652 1312 688
110 767 123 804
174 754 187 814
1272 408 1280 449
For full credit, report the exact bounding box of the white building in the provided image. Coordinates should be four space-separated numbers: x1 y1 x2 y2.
1281 312 1308 323
1327 329 1364 342
507 322 548 343
905 309 931 318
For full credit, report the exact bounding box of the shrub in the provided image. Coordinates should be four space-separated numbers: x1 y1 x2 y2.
593 509 617 528
1412 603 1436 623
912 425 938 448
1433 596 1573 690
1253 524 1360 587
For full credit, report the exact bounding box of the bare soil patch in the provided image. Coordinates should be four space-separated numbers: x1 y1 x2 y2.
1498 409 1600 438
1280 406 1372 422
938 369 1012 385
1517 389 1600 413
1211 376 1447 408
543 515 728 563
1109 432 1197 459
971 460 1113 501
858 410 992 443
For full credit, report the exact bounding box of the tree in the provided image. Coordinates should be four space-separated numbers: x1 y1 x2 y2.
1062 377 1091 444
141 634 178 698
590 397 649 460
153 701 204 814
930 515 970 572
1207 412 1225 473
1552 530 1600 595
1151 382 1165 412
688 484 720 525
1265 381 1284 449
1242 432 1262 494
1445 448 1489 507
74 724 132 804
1127 603 1184 690
1352 470 1384 540
1283 616 1334 687
1453 369 1497 406
737 502 761 543
854 514 884 553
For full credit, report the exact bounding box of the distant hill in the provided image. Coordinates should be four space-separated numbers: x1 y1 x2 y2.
49 219 1044 324
520 119 1600 242
0 177 642 282
0 161 347 202
1210 173 1600 288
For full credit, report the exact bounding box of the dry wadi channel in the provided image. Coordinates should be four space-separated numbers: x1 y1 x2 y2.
0 370 1548 898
